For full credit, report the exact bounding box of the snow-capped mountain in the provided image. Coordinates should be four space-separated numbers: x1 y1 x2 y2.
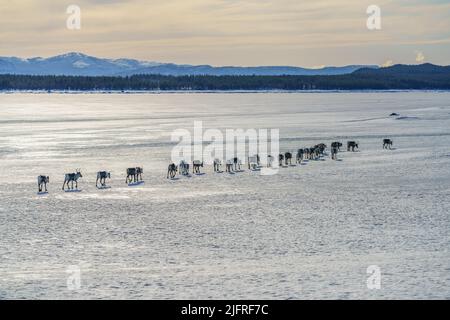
0 52 378 76
0 52 161 76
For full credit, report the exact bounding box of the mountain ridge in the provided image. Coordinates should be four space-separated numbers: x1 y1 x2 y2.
0 52 378 76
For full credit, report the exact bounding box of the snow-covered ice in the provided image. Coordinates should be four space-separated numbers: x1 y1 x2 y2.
0 92 449 299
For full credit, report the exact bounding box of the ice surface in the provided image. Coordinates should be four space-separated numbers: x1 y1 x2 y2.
0 92 449 299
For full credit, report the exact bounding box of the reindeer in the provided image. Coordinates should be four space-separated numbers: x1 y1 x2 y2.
214 159 222 172
383 139 393 149
331 146 339 160
179 160 190 176
267 155 274 168
309 147 320 160
285 152 293 165
315 143 327 156
193 160 203 174
248 155 259 170
167 163 178 179
126 167 143 184
225 160 234 172
303 148 311 160
233 157 242 171
62 169 82 190
96 171 111 187
331 142 343 152
37 175 49 193
278 154 284 166
136 167 143 181
296 149 304 163
347 141 359 152
255 154 261 166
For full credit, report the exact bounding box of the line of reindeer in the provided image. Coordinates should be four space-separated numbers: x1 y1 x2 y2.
38 166 144 193
38 139 394 192
167 139 394 178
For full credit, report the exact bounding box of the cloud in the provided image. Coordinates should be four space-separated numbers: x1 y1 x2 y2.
415 51 425 63
381 60 394 67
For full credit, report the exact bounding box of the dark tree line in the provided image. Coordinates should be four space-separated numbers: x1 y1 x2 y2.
1 67 449 91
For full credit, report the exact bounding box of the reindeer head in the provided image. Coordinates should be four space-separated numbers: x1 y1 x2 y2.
76 169 82 178
107 172 111 179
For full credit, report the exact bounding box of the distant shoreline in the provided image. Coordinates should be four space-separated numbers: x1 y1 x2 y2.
1 64 449 91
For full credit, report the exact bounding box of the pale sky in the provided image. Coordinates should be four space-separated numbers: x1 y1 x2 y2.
1 0 449 67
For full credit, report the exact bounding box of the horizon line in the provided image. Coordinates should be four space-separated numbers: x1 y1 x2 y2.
1 51 443 69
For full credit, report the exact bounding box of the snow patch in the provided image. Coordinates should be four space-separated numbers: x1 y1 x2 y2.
73 60 90 69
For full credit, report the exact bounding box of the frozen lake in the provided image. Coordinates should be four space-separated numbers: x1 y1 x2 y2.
0 92 449 299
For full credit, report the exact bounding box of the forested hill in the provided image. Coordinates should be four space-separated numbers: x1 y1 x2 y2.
354 63 450 76
0 64 449 91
